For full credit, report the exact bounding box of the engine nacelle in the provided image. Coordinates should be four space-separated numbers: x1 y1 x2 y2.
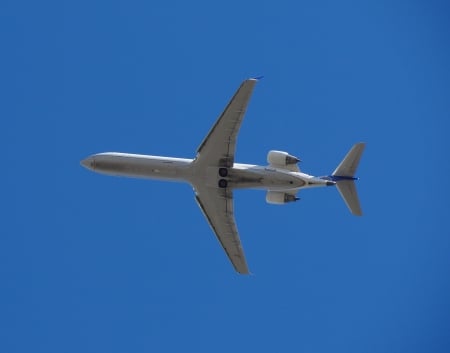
266 191 299 205
267 150 300 166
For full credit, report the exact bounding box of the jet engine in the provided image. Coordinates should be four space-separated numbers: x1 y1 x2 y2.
267 150 300 166
266 191 299 205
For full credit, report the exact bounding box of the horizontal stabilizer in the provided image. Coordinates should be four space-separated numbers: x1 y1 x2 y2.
336 181 362 216
332 143 365 216
332 143 365 177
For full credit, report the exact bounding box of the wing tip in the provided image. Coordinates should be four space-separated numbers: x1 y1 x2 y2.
250 75 264 81
237 269 251 275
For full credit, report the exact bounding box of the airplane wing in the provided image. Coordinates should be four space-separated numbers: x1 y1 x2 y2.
192 78 259 273
194 185 249 274
195 78 259 167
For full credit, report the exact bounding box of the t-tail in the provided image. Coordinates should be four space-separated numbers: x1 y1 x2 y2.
329 143 366 216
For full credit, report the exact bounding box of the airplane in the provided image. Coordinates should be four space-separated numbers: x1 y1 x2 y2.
81 78 365 274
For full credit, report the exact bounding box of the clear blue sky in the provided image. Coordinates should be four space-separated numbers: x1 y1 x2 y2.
3 1 450 352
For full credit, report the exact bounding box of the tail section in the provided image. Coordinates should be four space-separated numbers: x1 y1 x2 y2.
332 143 365 177
332 143 366 216
335 181 362 216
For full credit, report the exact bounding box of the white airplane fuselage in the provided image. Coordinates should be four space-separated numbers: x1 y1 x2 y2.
81 152 334 192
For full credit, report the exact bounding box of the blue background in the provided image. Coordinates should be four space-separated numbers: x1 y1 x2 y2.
3 1 450 352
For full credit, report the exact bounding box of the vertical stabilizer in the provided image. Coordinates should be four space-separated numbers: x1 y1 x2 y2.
332 143 365 216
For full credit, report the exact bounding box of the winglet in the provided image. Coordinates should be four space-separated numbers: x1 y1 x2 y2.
251 75 264 80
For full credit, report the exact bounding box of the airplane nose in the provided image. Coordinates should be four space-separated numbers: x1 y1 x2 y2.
81 157 95 170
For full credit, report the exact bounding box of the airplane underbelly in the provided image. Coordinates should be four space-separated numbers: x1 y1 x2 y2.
92 154 191 181
228 167 305 190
